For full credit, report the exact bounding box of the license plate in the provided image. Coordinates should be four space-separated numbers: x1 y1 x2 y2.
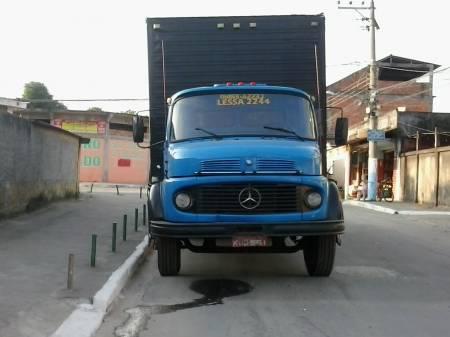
232 236 271 248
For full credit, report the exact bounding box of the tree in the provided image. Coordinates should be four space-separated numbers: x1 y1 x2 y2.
22 81 67 111
87 107 104 112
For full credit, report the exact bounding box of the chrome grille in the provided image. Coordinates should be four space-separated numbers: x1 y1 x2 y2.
190 184 300 214
256 159 296 173
200 159 241 173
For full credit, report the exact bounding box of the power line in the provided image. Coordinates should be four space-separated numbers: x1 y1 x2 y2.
327 79 369 104
327 73 369 104
376 66 450 94
23 98 150 103
378 65 430 73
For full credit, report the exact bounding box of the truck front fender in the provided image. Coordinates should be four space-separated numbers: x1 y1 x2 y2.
326 180 344 221
149 183 164 220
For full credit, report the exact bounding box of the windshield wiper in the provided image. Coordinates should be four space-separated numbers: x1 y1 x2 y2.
263 126 306 141
195 127 222 139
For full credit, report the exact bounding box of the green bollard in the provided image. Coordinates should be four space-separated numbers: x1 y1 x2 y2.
143 204 147 227
90 234 97 267
135 208 138 231
134 208 139 232
123 214 127 241
112 222 117 252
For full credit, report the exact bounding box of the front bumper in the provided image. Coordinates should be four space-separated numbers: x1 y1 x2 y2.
151 219 344 238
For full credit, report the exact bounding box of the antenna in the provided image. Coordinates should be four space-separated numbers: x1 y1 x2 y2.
161 40 168 123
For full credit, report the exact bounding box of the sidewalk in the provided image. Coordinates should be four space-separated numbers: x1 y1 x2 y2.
344 200 450 215
0 190 148 337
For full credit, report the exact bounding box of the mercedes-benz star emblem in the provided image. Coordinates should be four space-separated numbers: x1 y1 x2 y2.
238 187 262 210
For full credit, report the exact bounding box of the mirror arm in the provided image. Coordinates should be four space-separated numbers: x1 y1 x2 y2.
326 106 344 118
137 140 165 149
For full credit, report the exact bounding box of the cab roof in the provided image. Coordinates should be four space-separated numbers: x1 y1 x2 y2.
171 84 312 102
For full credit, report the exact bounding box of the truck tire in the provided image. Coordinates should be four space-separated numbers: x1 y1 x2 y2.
303 235 336 277
157 238 181 276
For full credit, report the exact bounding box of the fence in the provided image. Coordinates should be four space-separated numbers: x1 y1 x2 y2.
400 129 450 206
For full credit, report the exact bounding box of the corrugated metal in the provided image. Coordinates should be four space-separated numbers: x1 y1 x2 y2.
147 15 326 178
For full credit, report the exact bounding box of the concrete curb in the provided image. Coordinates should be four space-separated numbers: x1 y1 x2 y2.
343 200 450 216
343 200 398 215
397 210 450 216
50 235 152 337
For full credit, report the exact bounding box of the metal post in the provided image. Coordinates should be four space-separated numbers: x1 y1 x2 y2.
135 208 138 230
434 127 440 148
90 183 93 193
123 214 127 241
435 127 440 206
367 0 378 201
338 1 379 200
112 222 117 252
429 64 435 112
415 131 420 203
67 253 74 289
140 186 142 199
143 204 147 227
116 185 120 195
90 234 97 267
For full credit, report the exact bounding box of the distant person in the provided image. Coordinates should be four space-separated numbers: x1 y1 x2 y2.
358 175 368 201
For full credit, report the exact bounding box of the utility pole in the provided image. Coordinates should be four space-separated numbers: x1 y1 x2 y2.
338 0 379 200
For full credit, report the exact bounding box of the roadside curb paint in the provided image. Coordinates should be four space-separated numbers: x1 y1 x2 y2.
343 200 450 216
343 200 398 214
50 235 153 337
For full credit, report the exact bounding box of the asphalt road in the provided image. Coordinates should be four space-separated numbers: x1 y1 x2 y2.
96 205 450 337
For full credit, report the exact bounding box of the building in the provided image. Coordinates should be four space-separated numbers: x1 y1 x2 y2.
0 97 27 113
12 109 150 185
326 55 450 206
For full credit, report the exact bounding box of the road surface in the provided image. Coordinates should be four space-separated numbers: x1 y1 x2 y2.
96 205 450 337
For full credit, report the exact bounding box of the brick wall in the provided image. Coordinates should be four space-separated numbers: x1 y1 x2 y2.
327 67 432 132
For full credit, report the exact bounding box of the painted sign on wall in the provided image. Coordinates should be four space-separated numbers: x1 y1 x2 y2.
51 119 106 134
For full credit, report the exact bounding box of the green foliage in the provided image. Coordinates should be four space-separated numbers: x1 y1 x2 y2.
22 81 67 111
122 109 136 114
87 107 104 112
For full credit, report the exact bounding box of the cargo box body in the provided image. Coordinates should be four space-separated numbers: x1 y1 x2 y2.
146 15 327 179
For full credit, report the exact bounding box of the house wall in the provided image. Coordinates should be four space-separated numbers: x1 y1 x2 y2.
0 113 80 217
78 135 149 185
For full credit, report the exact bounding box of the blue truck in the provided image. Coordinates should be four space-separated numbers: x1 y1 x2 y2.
133 15 348 277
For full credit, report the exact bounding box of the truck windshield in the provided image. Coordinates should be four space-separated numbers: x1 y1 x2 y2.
170 93 316 142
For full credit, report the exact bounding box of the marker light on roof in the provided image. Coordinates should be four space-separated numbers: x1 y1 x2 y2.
249 82 256 86
237 82 245 86
226 82 233 86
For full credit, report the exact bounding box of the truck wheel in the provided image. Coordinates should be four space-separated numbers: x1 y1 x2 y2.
303 235 336 277
157 238 181 276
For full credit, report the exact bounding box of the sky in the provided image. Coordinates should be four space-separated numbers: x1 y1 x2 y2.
1 0 449 113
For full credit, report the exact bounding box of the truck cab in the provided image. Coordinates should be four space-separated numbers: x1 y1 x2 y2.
134 83 345 277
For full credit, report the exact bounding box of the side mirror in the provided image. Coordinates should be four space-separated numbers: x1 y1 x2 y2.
132 115 145 143
335 117 348 147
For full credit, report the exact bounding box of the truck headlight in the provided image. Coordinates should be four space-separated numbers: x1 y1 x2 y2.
175 192 193 210
305 191 322 209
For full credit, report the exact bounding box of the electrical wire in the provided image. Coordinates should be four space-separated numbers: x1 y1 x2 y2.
328 80 369 107
376 66 450 94
23 98 149 102
327 70 368 103
327 79 369 105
